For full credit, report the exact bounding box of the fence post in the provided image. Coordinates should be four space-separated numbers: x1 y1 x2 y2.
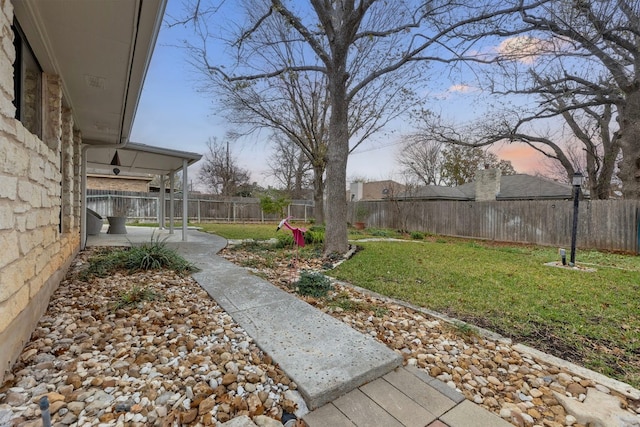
197 199 201 223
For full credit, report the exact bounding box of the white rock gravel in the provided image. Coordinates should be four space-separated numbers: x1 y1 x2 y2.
0 248 300 426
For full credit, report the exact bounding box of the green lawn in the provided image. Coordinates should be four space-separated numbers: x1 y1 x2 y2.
195 223 640 387
195 222 285 240
331 239 640 388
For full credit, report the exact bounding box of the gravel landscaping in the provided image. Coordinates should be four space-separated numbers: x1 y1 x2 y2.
1 242 639 427
0 248 303 426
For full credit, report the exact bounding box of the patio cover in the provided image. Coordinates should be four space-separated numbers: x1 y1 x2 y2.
86 142 201 176
82 142 202 248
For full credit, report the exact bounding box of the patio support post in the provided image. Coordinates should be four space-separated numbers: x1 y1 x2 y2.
169 172 175 234
182 159 188 241
159 175 165 229
80 147 88 249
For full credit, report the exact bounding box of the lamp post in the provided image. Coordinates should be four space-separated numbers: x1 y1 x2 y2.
570 171 584 266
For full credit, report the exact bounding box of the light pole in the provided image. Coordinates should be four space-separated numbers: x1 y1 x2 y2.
570 171 584 266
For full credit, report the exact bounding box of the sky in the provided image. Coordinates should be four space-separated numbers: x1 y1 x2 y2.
130 0 547 189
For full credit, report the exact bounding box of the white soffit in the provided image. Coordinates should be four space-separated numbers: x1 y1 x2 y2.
13 0 166 145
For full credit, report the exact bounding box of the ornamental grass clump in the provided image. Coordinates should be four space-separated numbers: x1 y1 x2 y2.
80 234 197 280
113 284 159 310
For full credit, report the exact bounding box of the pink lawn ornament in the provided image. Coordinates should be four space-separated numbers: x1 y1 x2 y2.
276 216 306 247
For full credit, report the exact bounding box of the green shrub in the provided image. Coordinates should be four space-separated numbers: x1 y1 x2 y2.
296 271 333 297
259 193 291 217
410 231 425 240
304 226 325 245
370 228 392 237
275 233 294 248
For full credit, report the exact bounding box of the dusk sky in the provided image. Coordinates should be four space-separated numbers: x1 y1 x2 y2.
130 0 548 188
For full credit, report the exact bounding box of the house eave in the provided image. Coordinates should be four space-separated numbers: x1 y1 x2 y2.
13 0 167 146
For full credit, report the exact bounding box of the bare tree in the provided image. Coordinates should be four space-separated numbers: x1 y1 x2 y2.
178 0 546 254
408 1 632 199
267 137 313 200
397 136 445 186
422 81 622 198
198 137 252 196
398 131 516 187
509 1 640 198
470 1 629 198
219 69 333 224
183 2 420 228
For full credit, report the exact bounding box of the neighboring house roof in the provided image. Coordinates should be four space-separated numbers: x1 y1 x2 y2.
397 174 574 201
14 0 167 146
459 174 574 200
399 185 470 201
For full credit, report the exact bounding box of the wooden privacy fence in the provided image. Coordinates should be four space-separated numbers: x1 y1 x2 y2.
351 199 640 253
87 190 314 223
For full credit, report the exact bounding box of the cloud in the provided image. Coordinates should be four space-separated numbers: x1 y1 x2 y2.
448 84 477 93
496 36 554 64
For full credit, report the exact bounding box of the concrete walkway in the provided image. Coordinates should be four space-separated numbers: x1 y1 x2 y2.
87 226 512 426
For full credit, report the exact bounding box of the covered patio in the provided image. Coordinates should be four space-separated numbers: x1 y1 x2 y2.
82 142 202 248
85 224 207 247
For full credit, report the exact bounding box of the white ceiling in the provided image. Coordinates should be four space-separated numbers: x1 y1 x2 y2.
13 0 166 145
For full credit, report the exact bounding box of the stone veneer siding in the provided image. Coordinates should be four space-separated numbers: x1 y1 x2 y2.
87 175 153 192
0 1 81 383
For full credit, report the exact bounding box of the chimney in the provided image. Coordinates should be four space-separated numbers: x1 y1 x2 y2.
350 181 364 201
475 168 501 201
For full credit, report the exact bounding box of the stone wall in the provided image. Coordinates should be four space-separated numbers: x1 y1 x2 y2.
87 174 153 192
0 2 81 384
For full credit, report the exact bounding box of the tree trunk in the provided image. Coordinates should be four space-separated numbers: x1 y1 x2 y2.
324 70 350 255
593 144 619 200
312 163 325 225
617 92 640 199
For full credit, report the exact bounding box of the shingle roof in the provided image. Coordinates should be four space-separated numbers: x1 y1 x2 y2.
462 174 573 200
397 185 471 200
399 174 574 201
